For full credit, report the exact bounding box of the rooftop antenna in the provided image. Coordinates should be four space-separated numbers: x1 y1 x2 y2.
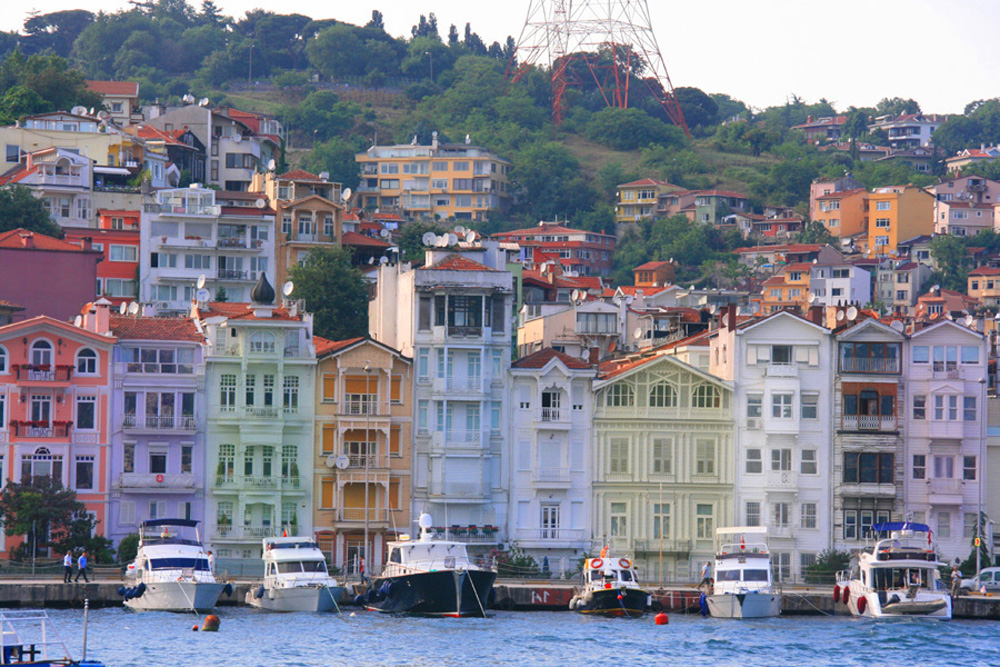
465 231 476 244
633 327 643 340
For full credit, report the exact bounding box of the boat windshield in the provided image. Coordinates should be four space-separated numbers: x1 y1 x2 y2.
717 568 769 582
275 560 327 574
871 567 930 589
148 557 209 570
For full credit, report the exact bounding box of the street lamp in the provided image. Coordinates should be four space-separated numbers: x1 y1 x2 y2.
364 361 372 582
978 376 987 585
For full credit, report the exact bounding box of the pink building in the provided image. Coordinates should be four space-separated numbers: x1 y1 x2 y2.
0 229 101 322
0 301 116 556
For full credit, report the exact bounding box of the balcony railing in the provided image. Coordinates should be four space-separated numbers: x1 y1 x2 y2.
117 473 197 489
442 430 484 445
123 414 197 430
447 326 482 338
928 478 962 496
632 538 693 554
540 407 562 422
214 475 300 490
218 268 249 280
532 467 570 483
841 415 897 431
430 525 501 542
10 421 70 438
243 406 280 418
766 364 799 378
14 365 72 382
445 377 482 392
428 480 487 497
344 399 377 416
217 237 248 249
338 508 389 522
515 528 586 542
346 454 389 469
840 358 900 374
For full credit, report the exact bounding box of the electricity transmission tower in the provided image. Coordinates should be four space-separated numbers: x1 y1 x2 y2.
508 0 689 136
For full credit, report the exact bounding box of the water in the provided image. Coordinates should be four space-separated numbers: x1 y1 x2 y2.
41 608 1000 667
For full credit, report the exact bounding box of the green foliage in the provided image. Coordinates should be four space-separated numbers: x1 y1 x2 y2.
510 140 596 219
491 543 542 578
595 161 640 202
0 186 65 237
850 160 936 190
287 245 368 340
395 221 447 263
930 234 971 291
804 549 851 584
117 533 140 564
933 99 1000 156
612 215 741 286
584 107 687 151
306 23 404 80
285 90 361 143
876 97 921 117
214 285 228 302
673 87 719 130
298 136 366 190
0 50 101 121
22 10 95 57
957 513 991 577
796 220 835 245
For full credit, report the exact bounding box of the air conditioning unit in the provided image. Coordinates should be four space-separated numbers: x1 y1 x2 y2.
157 301 172 311
747 418 760 430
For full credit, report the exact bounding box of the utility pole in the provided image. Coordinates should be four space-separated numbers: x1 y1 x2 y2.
364 361 372 580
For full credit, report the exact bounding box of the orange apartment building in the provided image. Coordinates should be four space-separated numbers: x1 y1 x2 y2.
968 267 1000 308
758 262 812 314
867 186 934 257
814 188 869 237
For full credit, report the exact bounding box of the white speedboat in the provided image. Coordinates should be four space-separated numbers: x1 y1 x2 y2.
568 556 651 618
707 527 782 619
246 536 345 612
121 519 229 612
835 521 951 619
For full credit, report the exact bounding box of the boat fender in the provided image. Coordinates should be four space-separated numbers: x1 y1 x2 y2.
386 581 396 598
833 585 841 603
255 585 265 599
568 596 578 611
844 591 850 606
379 581 391 598
117 586 126 597
857 596 867 614
650 599 663 613
223 583 234 597
135 583 146 598
123 587 132 601
353 595 364 607
619 558 630 569
366 588 378 603
698 592 708 617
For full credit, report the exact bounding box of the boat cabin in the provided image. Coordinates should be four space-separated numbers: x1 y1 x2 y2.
583 557 638 587
384 538 475 575
262 537 329 577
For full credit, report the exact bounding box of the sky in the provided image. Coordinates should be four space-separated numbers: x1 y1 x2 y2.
3 0 999 115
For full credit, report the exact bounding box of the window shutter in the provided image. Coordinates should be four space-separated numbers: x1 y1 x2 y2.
746 345 758 365
808 348 819 366
322 375 336 401
345 375 371 393
389 426 401 456
757 345 770 362
320 479 334 508
795 346 809 363
390 376 402 402
322 425 336 453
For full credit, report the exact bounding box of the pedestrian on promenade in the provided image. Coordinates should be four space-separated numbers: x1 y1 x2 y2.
63 552 72 583
951 565 962 597
698 561 712 589
207 550 215 573
75 551 89 583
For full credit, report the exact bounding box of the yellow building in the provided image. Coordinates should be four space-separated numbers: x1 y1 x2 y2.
252 169 344 286
969 267 1000 308
814 188 868 237
867 185 934 257
615 178 682 225
313 337 412 574
758 263 812 314
355 135 510 222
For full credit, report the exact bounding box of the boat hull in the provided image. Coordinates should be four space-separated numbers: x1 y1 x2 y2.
363 569 496 617
124 581 226 612
246 585 345 612
839 582 952 619
573 587 649 618
707 592 782 619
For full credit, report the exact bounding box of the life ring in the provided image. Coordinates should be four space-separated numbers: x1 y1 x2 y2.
156 474 164 483
857 596 867 614
590 558 603 569
619 558 631 569
833 585 841 603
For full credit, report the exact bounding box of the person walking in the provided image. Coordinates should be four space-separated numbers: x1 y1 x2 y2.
63 552 73 583
75 551 89 583
698 561 712 589
951 565 962 597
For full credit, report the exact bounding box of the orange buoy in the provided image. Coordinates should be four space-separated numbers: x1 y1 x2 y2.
655 612 669 625
201 614 221 632
192 625 199 632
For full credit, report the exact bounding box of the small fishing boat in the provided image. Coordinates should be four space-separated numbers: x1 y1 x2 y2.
246 536 345 612
121 519 230 612
707 527 782 619
359 513 496 617
0 605 105 666
568 556 651 618
835 522 951 619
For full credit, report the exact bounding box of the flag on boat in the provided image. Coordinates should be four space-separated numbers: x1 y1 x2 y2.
740 534 746 550
283 528 287 537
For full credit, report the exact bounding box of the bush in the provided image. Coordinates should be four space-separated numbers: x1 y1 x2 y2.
584 107 687 151
117 533 140 564
804 548 851 584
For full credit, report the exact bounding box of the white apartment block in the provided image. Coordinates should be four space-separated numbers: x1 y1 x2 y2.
810 262 871 307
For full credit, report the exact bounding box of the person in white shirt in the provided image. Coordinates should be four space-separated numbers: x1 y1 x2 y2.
63 552 73 583
207 551 215 573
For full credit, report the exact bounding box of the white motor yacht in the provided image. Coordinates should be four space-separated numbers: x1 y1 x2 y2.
835 522 951 619
121 519 229 612
246 536 345 612
707 527 782 619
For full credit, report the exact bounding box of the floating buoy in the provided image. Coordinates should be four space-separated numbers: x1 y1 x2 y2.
201 614 220 632
655 612 669 625
353 595 364 606
255 584 265 599
349 612 356 617
222 583 234 597
192 625 199 632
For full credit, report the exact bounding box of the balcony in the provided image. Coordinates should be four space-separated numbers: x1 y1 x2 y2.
343 454 389 470
337 508 389 523
428 479 487 499
540 407 562 422
765 363 799 378
447 325 483 339
929 420 964 440
515 528 586 543
430 525 501 543
840 358 900 374
117 472 197 492
342 399 379 416
13 365 73 382
218 268 250 280
438 429 485 448
9 421 70 438
243 406 280 419
215 525 277 540
214 475 301 491
927 477 964 504
532 467 570 486
38 173 87 188
841 415 897 432
766 470 798 489
632 538 692 554
217 237 249 249
123 414 197 430
445 377 483 393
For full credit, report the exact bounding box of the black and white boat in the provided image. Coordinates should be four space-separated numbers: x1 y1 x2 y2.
358 513 496 617
569 556 651 618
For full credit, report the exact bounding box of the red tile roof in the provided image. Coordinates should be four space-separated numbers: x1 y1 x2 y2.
970 267 1000 277
422 254 497 272
195 302 301 321
0 228 95 252
86 80 139 97
734 243 824 255
602 284 671 298
0 165 37 186
513 347 591 370
341 231 391 248
617 177 678 188
494 223 611 239
314 336 365 356
633 261 673 271
0 300 24 311
278 169 323 182
97 209 140 216
109 316 203 342
129 125 190 147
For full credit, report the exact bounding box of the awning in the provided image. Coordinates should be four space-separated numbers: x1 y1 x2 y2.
94 166 132 175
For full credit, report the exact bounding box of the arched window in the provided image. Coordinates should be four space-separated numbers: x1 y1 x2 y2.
31 340 53 367
76 348 97 374
692 384 721 409
606 383 634 407
249 332 276 354
21 446 62 480
649 383 677 408
0 345 6 373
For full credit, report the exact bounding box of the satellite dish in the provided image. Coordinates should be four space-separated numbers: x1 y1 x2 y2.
379 256 389 265
436 235 449 248
255 198 266 209
380 228 390 238
418 513 433 529
324 455 337 469
890 320 905 332
71 105 87 116
455 225 466 235
341 187 352 202
199 98 210 107
119 302 127 315
88 108 95 116
73 315 83 327
932 284 940 293
447 233 459 247
128 301 139 316
836 310 846 321
708 304 717 314
368 256 376 264
570 290 580 303
964 315 974 326
196 288 210 303
465 231 476 244
808 293 817 304
267 159 276 171
422 231 437 246
633 327 643 340
335 455 350 470
232 133 242 143
197 274 207 289
847 305 858 320
282 280 294 297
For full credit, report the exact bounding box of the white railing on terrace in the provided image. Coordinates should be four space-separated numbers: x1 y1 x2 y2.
842 415 897 431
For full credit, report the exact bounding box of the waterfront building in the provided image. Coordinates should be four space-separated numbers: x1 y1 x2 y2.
902 320 988 563
313 337 412 573
355 136 511 221
140 187 275 314
813 188 869 238
712 308 834 583
0 302 116 556
593 349 734 583
107 315 207 546
65 209 142 307
867 185 934 257
876 260 931 316
508 348 594 571
369 242 515 542
492 220 615 277
196 275 316 558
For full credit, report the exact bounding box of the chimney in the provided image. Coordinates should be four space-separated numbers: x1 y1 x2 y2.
808 305 824 326
82 236 93 252
589 346 600 365
728 304 737 330
19 232 34 249
807 115 813 123
92 298 112 334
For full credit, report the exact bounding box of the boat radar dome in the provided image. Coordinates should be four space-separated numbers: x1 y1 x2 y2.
418 513 433 530
251 271 276 305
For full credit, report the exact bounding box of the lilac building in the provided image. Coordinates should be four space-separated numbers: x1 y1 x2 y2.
108 316 207 545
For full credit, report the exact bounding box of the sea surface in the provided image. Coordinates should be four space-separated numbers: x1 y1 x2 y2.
38 607 1000 667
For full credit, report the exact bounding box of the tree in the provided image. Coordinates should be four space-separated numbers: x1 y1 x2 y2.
299 136 365 190
0 186 64 237
0 475 110 561
510 140 596 220
842 107 870 158
117 533 140 564
395 221 446 263
584 107 686 151
0 50 101 115
365 10 384 30
876 97 921 117
22 10 95 57
804 549 851 584
930 234 970 291
673 87 719 129
288 245 368 340
795 220 834 245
